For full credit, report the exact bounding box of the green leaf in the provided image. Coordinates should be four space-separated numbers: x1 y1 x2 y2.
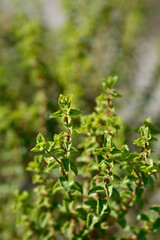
45 141 54 151
97 198 107 216
88 186 104 195
149 176 155 188
58 94 72 110
34 155 43 164
32 174 42 184
87 213 99 229
111 91 121 98
69 108 81 116
103 76 118 89
64 198 72 212
137 229 147 240
41 232 54 240
112 188 120 199
105 185 113 197
76 207 87 219
70 161 78 176
34 186 47 195
49 110 63 118
37 196 50 208
53 181 63 194
148 136 158 142
140 126 145 138
24 230 34 239
120 190 132 199
135 188 144 206
133 137 143 147
94 148 103 154
36 133 45 144
140 126 151 140
61 158 70 173
100 222 109 230
39 212 51 228
71 181 83 194
19 191 29 202
150 205 160 214
84 200 97 210
70 147 78 153
121 145 130 157
141 172 149 187
152 218 160 231
72 129 79 136
46 161 60 172
44 155 53 164
144 127 151 139
31 143 45 152
59 176 70 192
27 161 39 172
117 211 127 228
137 213 151 222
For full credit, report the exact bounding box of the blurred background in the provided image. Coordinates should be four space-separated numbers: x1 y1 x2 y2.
0 0 160 239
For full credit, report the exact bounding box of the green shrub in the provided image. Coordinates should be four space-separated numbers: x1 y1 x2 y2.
14 76 160 240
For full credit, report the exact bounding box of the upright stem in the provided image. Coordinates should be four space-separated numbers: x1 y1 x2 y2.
44 148 72 199
106 174 110 185
64 112 73 199
44 148 66 176
145 151 148 163
144 140 148 163
60 144 67 153
123 162 142 210
65 113 70 142
127 162 142 188
123 189 135 211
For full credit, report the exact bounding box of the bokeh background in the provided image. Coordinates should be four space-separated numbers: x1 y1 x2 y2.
0 0 160 239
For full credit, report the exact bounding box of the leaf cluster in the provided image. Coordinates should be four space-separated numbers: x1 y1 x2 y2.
14 76 160 240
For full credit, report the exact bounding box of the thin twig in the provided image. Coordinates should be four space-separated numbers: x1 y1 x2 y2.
44 147 66 176
150 170 159 176
60 144 67 153
127 162 142 188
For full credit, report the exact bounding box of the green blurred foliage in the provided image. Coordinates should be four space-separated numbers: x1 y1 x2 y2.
0 0 159 239
57 0 147 109
0 3 56 239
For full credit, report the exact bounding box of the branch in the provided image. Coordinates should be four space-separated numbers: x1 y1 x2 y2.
60 144 67 153
65 113 70 142
44 147 73 199
149 170 159 176
127 162 142 188
123 189 135 211
44 148 66 176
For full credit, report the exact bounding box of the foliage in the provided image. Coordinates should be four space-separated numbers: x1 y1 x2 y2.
57 0 147 107
0 1 160 239
14 76 160 239
0 5 55 239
